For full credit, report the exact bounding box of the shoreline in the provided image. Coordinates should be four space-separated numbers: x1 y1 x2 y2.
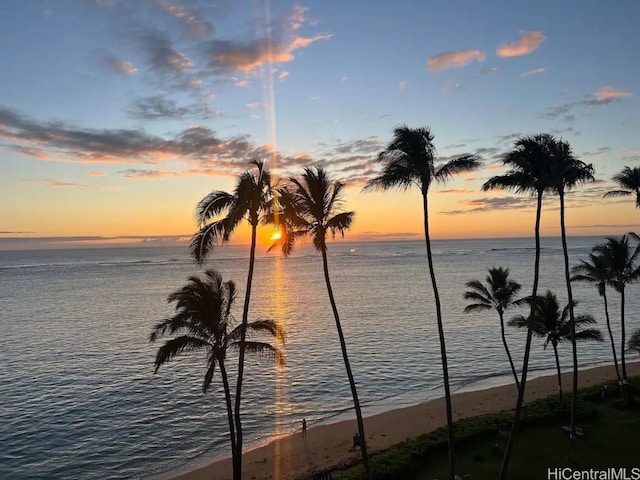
162 361 639 480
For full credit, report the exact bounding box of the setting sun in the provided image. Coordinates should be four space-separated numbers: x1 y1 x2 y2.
270 231 283 241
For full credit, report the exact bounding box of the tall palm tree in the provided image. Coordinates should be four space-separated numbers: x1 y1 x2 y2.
364 125 481 480
593 235 640 404
603 166 640 208
463 267 524 390
149 270 285 480
509 291 603 406
571 253 622 391
482 133 557 480
190 160 273 478
549 139 594 445
270 166 372 479
628 328 640 354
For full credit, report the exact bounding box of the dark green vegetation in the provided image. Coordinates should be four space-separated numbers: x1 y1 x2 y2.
333 378 640 480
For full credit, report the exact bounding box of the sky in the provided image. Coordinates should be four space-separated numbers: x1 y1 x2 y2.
1 0 639 250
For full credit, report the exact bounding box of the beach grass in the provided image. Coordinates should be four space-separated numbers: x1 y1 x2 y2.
334 378 639 480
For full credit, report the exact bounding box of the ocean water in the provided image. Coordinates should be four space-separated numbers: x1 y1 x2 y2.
1 236 638 480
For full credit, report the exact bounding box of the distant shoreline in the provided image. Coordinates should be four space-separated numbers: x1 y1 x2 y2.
160 361 639 480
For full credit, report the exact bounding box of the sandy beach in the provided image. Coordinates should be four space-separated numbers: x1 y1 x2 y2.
169 362 640 480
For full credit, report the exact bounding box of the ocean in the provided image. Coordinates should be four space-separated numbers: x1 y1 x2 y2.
1 236 638 479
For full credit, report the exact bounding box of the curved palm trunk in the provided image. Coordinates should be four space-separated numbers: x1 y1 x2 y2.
552 343 563 406
219 360 238 474
422 193 455 480
321 249 371 480
602 290 623 395
498 311 520 391
620 288 629 404
559 192 579 449
233 222 258 480
499 191 543 480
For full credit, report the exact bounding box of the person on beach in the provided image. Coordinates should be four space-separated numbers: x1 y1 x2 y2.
352 432 360 450
302 418 307 438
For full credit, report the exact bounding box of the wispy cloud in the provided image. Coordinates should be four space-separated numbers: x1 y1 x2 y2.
427 49 486 71
205 33 331 73
104 56 138 75
497 31 546 57
278 70 290 81
159 0 213 38
585 86 634 105
520 67 546 77
141 33 194 73
22 178 89 189
399 80 408 90
481 66 502 75
0 107 258 167
442 196 536 215
128 95 219 120
90 171 106 177
243 102 263 109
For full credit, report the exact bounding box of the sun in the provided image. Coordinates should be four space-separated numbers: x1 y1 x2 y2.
270 231 282 241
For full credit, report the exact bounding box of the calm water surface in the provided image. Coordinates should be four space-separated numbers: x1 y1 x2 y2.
1 237 638 479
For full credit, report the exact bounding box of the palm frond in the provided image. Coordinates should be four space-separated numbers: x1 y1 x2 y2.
603 189 631 198
573 328 604 343
628 328 640 353
153 336 210 372
229 341 285 365
326 211 355 238
190 220 227 264
434 155 481 184
195 191 234 225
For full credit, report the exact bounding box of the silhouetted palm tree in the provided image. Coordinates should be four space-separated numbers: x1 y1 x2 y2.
549 139 594 444
271 167 371 479
603 166 640 208
593 235 640 404
572 253 622 390
190 160 273 478
463 267 524 390
629 328 640 355
364 125 480 480
150 270 285 480
509 291 603 406
482 133 557 480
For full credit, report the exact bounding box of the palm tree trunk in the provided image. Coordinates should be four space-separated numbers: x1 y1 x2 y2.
559 191 579 448
499 312 520 392
499 191 543 480
233 222 258 480
602 290 623 396
219 360 238 477
620 287 629 404
422 193 455 480
321 249 371 480
553 344 563 406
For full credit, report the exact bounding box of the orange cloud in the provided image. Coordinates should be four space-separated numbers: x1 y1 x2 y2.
427 49 486 71
90 171 106 177
105 57 138 75
209 33 331 72
497 31 545 57
593 86 634 103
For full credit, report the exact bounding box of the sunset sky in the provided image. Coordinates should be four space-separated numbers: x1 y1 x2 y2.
1 0 639 249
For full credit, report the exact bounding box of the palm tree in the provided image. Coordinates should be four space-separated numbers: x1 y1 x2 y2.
364 125 481 480
463 267 523 390
593 235 640 404
628 328 640 354
270 166 372 479
149 270 285 480
571 253 623 392
509 291 603 406
482 133 557 480
549 139 594 445
190 160 273 478
603 166 640 208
